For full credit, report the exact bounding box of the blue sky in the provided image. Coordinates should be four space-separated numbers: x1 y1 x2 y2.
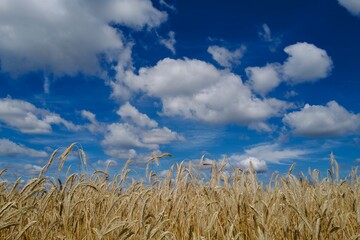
0 0 360 180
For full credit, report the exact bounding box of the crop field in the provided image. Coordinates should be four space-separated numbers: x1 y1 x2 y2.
0 144 359 240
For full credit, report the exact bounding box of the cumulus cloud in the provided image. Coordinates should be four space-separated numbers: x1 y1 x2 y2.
102 104 181 159
160 31 176 54
0 0 166 75
338 0 360 16
124 58 220 97
207 45 246 68
0 138 48 158
117 102 158 128
102 124 146 150
283 101 360 137
122 58 289 125
102 123 180 151
228 156 267 173
246 64 282 96
0 98 78 134
282 42 333 83
245 42 333 95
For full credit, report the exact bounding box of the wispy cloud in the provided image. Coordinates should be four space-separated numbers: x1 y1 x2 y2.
228 143 310 166
160 31 176 54
258 23 281 52
43 77 50 94
159 0 176 11
284 90 298 99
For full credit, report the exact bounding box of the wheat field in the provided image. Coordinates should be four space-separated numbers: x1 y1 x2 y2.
0 144 359 239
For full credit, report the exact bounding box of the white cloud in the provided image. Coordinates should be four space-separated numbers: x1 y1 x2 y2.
207 45 246 68
23 164 43 175
109 82 133 101
43 115 79 132
248 122 275 133
81 110 97 124
109 43 134 101
246 64 282 96
185 157 215 169
259 24 272 42
81 110 105 133
283 101 360 137
96 159 118 167
228 156 267 173
338 0 360 16
0 0 166 75
142 127 181 144
43 77 50 94
86 0 167 29
0 138 48 158
245 42 333 94
0 98 78 134
284 90 298 99
102 123 147 149
102 104 181 159
102 123 180 151
258 24 281 52
159 169 171 178
104 148 138 160
228 143 309 171
243 143 309 163
159 0 176 11
122 58 289 125
0 98 49 133
282 42 333 84
160 31 176 54
124 58 220 97
117 102 158 128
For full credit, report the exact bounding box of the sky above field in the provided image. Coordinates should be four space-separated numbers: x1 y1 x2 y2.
0 0 360 180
